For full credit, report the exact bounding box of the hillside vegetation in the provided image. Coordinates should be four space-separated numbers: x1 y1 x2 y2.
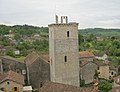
0 24 120 66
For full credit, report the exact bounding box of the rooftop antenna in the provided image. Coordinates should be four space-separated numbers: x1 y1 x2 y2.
54 3 58 24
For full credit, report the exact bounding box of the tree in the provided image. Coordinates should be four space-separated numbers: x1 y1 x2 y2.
99 81 112 92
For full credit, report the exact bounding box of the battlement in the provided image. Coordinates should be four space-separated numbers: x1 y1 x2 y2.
48 22 79 27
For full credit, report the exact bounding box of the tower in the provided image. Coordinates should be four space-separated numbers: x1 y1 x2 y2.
48 15 79 87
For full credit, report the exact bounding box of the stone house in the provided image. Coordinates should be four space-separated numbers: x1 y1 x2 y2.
110 86 120 92
79 51 95 62
0 70 24 92
95 61 110 80
24 52 50 89
95 52 108 60
113 76 120 87
39 82 92 92
0 56 26 79
80 61 98 84
110 76 120 92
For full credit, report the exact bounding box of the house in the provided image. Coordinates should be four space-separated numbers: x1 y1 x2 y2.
0 70 24 92
94 60 110 80
113 76 120 87
95 52 108 60
39 82 92 92
80 61 98 84
24 52 50 89
0 56 26 79
79 51 95 61
14 49 20 55
110 86 120 92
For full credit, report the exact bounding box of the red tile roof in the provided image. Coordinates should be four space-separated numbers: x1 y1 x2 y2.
39 82 91 92
79 51 94 58
0 70 24 85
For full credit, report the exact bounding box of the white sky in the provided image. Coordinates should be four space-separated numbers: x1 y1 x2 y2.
0 0 120 28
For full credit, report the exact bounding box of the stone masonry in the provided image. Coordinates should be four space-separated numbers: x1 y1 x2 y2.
48 15 79 87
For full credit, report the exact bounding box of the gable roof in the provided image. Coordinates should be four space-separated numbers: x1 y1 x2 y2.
80 61 97 67
0 70 24 85
25 51 49 66
79 51 94 58
39 82 91 92
25 51 40 66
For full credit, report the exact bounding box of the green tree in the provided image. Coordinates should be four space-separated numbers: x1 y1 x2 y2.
99 81 112 92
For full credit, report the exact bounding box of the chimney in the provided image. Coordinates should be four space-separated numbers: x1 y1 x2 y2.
55 15 58 24
66 16 68 23
61 16 68 24
61 16 63 23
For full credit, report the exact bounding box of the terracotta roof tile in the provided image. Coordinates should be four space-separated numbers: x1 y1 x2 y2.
39 82 91 92
79 51 94 58
0 70 24 85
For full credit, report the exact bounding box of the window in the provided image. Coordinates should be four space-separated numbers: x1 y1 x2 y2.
65 56 67 62
22 70 26 75
0 88 4 91
67 31 69 37
7 82 10 84
14 87 17 91
111 72 114 75
109 76 111 80
40 82 43 87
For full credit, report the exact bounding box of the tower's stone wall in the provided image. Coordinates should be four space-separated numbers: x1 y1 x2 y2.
49 23 79 87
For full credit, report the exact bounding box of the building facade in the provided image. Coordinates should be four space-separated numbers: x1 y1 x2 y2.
80 61 98 84
25 52 50 89
48 15 79 86
0 70 24 92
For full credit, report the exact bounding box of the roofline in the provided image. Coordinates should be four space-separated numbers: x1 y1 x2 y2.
0 79 24 85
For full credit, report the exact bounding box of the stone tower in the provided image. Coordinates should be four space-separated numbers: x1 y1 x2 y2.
48 15 79 87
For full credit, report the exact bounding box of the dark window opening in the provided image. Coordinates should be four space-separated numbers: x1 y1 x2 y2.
40 82 43 87
0 88 4 91
67 31 69 37
65 56 67 62
109 76 111 80
97 67 99 70
7 82 10 84
14 87 17 91
111 72 114 75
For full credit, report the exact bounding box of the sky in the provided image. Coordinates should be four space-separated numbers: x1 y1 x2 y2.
0 0 120 28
